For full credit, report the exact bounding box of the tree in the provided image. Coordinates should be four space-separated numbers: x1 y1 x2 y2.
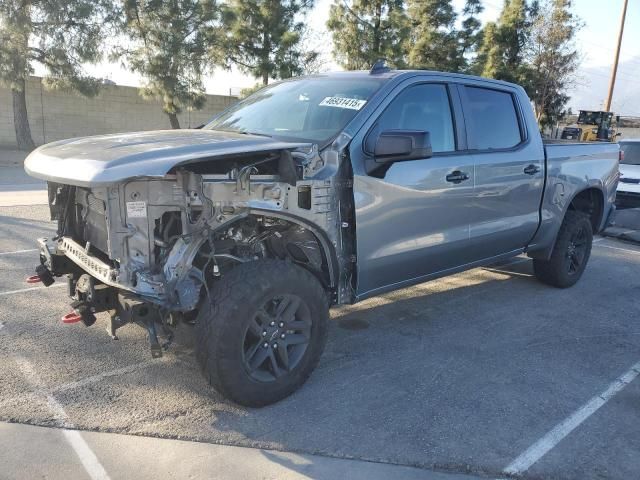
474 0 536 85
295 26 327 75
222 0 315 86
458 0 484 70
526 0 581 127
406 0 462 72
118 0 222 129
326 0 408 70
0 0 114 150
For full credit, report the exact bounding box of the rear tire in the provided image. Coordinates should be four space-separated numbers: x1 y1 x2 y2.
195 260 329 407
533 211 593 288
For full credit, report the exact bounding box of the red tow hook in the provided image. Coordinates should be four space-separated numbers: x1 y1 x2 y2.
26 275 42 284
61 312 82 324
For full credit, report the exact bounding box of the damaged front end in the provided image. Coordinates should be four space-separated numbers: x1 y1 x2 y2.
30 138 356 356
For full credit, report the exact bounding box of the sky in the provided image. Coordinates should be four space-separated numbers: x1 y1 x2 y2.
78 0 640 116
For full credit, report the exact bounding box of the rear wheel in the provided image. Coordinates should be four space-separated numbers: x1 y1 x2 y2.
533 211 593 288
195 260 329 407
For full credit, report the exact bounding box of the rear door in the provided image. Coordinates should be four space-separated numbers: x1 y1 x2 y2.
459 84 545 258
351 80 477 298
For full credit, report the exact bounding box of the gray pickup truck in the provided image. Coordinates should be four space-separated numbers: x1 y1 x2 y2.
25 69 619 406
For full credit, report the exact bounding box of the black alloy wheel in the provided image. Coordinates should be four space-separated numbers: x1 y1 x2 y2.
242 294 312 382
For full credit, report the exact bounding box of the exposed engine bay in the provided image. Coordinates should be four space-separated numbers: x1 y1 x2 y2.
35 142 356 355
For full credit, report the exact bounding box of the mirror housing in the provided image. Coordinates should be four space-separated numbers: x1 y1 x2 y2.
374 130 432 163
365 129 432 176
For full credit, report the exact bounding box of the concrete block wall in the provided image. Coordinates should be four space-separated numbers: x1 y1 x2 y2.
0 77 237 147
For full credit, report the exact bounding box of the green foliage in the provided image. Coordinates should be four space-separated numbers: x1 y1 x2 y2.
118 0 222 128
0 0 113 94
327 0 485 74
459 0 484 66
406 0 461 72
222 0 315 85
326 0 409 70
474 0 536 84
527 0 581 126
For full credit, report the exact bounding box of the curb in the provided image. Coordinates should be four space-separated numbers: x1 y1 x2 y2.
601 226 640 245
603 207 640 245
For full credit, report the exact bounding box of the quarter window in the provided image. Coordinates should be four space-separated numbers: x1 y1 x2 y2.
464 86 523 150
373 84 456 153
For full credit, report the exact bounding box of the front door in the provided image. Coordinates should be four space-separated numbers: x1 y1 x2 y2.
352 82 476 298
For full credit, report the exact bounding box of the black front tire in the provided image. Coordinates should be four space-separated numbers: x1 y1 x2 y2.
533 211 593 288
195 260 329 407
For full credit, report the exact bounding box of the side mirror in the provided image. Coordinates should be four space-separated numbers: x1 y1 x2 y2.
373 130 432 163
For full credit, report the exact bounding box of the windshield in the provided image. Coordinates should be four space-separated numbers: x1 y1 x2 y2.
205 77 386 144
577 111 613 127
621 143 640 165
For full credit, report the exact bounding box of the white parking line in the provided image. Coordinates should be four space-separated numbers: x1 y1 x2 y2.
503 360 640 475
14 356 111 480
596 243 640 255
0 248 38 256
0 358 172 411
0 283 65 297
52 359 164 394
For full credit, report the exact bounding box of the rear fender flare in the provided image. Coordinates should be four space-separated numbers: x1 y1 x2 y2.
528 185 606 261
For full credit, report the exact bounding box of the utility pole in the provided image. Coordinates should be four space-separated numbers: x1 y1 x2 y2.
605 0 628 111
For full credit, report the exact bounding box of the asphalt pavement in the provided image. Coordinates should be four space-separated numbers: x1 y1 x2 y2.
1 165 639 480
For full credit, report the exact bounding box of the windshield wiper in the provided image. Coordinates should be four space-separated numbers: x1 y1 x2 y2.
209 128 272 138
238 130 272 138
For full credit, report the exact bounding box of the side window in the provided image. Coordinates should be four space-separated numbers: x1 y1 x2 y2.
373 84 456 153
464 86 523 150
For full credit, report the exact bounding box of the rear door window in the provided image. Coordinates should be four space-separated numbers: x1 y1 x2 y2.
463 86 523 150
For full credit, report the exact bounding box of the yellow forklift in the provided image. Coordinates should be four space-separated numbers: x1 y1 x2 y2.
561 110 619 142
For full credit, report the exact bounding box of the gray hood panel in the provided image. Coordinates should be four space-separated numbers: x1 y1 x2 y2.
24 129 309 186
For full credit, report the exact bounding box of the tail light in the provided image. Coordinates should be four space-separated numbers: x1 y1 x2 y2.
619 149 624 163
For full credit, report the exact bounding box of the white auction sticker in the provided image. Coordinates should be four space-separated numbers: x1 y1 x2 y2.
319 96 367 110
126 201 147 218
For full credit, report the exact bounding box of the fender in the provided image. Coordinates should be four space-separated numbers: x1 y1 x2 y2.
248 208 341 289
527 185 607 261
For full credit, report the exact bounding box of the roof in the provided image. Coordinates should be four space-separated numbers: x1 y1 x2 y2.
306 69 523 90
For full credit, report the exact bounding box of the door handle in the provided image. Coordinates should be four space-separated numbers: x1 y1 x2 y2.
446 171 470 184
524 164 541 175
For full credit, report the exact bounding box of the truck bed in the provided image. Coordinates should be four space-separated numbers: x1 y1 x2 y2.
527 140 619 259
544 140 619 162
